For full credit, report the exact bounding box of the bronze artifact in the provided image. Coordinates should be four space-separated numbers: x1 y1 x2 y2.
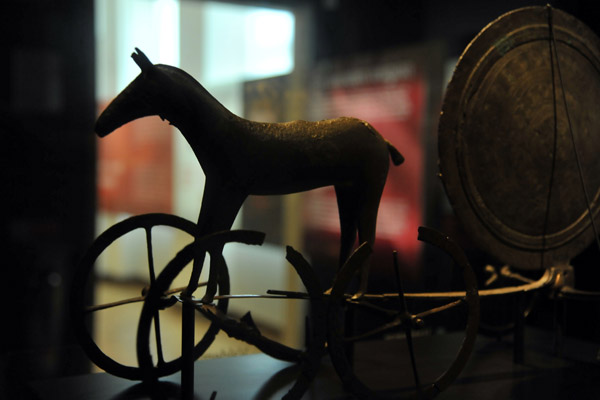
95 48 404 301
75 5 600 396
71 47 481 400
439 4 600 358
439 5 600 270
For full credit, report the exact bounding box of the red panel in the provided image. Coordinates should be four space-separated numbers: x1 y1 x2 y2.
97 106 173 214
305 67 426 273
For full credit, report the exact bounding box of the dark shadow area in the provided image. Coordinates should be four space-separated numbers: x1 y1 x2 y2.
110 381 194 400
4 1 600 399
1 0 95 398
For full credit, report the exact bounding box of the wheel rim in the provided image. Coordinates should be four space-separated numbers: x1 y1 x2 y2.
136 230 265 381
70 213 220 380
327 227 479 399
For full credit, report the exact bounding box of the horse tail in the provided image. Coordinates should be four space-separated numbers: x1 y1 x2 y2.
386 141 404 165
362 120 404 166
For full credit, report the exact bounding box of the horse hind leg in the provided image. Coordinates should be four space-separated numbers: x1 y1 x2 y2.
354 183 385 298
335 185 360 269
332 186 380 298
318 185 360 295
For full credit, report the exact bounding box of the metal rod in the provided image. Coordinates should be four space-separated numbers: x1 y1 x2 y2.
84 283 208 313
346 298 398 316
146 227 165 366
211 294 304 300
181 297 195 400
393 251 407 312
85 295 146 312
413 298 465 320
405 326 421 391
266 289 310 298
393 251 421 391
358 268 554 300
87 266 554 314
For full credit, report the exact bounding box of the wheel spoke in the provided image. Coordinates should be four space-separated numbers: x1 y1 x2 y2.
413 298 465 320
393 250 421 391
327 227 479 399
153 311 166 365
344 317 402 343
392 251 408 314
404 325 421 391
346 298 397 316
73 213 205 380
145 227 166 366
145 227 156 283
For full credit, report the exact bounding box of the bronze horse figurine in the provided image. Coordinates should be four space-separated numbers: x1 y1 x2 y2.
96 48 404 301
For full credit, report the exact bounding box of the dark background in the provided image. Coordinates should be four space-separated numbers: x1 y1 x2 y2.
2 0 600 398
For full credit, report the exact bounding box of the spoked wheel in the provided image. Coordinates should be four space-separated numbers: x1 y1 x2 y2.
70 213 228 380
136 230 266 381
327 227 480 399
200 245 327 400
138 233 327 399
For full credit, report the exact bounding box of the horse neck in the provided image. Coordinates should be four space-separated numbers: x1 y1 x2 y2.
165 81 240 168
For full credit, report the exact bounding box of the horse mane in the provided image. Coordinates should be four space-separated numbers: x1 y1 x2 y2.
154 63 234 118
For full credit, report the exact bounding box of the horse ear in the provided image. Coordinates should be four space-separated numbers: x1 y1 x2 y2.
131 47 153 71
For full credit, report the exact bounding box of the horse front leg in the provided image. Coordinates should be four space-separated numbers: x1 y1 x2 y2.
183 182 247 303
202 250 228 304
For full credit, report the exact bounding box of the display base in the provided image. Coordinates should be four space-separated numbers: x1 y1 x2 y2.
30 328 600 399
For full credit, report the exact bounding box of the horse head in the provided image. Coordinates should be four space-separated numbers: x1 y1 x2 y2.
95 48 178 137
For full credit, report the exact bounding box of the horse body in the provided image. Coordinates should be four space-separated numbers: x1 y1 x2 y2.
219 117 397 195
96 48 404 299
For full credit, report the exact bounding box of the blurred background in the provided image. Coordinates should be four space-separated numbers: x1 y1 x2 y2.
3 0 600 398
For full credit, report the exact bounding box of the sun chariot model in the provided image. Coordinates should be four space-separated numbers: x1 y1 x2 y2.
70 46 480 400
71 6 600 398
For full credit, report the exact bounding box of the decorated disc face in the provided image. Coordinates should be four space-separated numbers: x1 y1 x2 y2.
438 6 600 269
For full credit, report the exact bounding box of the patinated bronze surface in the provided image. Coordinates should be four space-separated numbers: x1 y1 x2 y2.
439 6 600 269
96 48 404 299
73 7 600 399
